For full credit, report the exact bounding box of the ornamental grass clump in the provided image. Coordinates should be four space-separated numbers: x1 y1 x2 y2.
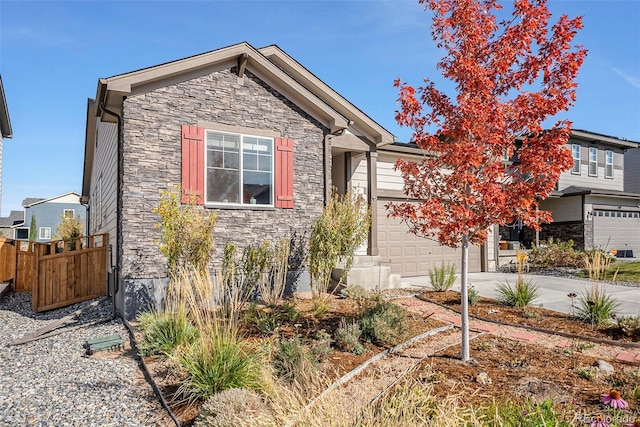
334 317 364 354
496 250 539 307
272 335 317 384
576 251 620 326
429 262 456 291
137 310 198 357
308 191 370 303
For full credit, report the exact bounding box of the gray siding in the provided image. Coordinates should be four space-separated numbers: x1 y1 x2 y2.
557 142 624 191
624 147 640 193
23 199 86 242
538 196 582 222
89 120 118 267
120 68 328 279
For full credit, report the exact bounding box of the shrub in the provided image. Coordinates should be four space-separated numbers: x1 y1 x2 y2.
259 237 291 306
429 262 456 291
194 388 273 427
308 191 371 302
273 336 316 383
616 315 640 338
528 238 584 268
154 186 217 277
467 285 479 305
334 318 362 353
359 300 408 346
310 330 333 362
137 310 198 357
495 278 540 307
176 329 263 402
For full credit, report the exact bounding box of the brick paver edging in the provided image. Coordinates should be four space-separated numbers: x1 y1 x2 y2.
415 294 640 352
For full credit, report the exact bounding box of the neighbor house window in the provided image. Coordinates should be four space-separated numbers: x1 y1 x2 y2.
571 144 580 174
39 227 51 240
63 209 75 219
588 147 597 176
605 150 613 178
205 131 273 206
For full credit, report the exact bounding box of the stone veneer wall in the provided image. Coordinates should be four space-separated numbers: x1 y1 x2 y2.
118 68 328 319
521 221 585 249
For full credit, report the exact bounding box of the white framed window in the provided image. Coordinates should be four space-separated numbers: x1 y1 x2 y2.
39 227 51 240
571 144 580 174
605 150 613 179
205 130 274 206
63 209 75 219
588 147 597 176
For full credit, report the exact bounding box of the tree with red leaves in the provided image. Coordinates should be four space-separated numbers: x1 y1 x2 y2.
388 0 586 361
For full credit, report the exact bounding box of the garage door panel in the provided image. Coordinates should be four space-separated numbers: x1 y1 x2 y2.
377 200 481 276
593 211 640 254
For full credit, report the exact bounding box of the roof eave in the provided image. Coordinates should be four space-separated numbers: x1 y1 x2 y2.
0 75 13 138
95 42 349 132
571 129 639 149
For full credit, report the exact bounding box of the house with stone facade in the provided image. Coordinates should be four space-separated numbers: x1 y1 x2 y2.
81 42 497 320
515 130 640 256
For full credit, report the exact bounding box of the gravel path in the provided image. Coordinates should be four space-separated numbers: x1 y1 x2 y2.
0 292 171 426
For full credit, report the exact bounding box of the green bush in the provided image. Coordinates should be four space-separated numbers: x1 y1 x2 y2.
495 279 540 307
528 238 584 268
359 301 408 346
137 311 198 357
467 285 479 305
310 330 333 362
575 284 619 326
308 192 371 301
429 262 456 291
616 315 640 338
194 388 273 427
273 336 316 383
334 318 362 353
177 332 263 402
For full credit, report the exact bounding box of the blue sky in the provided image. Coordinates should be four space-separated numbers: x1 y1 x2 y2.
1 0 639 217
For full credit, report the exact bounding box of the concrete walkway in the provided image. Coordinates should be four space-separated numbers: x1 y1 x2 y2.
401 272 640 317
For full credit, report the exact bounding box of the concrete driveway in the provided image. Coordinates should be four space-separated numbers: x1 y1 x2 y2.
401 272 640 317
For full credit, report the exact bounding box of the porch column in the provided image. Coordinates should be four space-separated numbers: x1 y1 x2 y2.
367 151 378 256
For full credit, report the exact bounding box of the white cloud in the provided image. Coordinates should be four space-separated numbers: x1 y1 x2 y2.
612 67 640 90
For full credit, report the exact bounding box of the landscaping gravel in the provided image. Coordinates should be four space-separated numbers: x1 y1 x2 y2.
0 292 171 426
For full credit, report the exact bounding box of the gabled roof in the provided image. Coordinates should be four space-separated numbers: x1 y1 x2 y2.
22 192 81 208
0 75 12 139
94 42 351 133
571 129 639 149
22 197 45 207
0 210 24 227
258 45 395 146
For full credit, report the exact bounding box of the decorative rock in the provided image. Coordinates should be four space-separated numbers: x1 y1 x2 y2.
476 372 492 384
594 360 615 375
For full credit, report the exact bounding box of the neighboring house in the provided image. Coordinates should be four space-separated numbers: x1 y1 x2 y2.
0 74 14 215
0 210 23 239
624 146 640 194
11 193 86 242
523 130 640 255
81 42 495 320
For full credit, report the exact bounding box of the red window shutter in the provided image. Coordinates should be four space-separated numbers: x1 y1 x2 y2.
275 138 294 209
181 125 205 204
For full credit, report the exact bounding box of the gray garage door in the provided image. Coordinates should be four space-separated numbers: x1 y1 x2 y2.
377 200 482 276
593 210 640 255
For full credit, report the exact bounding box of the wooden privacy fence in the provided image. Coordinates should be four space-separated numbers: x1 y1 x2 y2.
0 238 17 283
1 234 109 312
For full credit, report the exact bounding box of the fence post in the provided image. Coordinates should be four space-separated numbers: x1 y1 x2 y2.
31 243 41 312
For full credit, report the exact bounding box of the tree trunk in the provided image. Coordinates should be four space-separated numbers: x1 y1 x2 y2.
460 232 470 361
